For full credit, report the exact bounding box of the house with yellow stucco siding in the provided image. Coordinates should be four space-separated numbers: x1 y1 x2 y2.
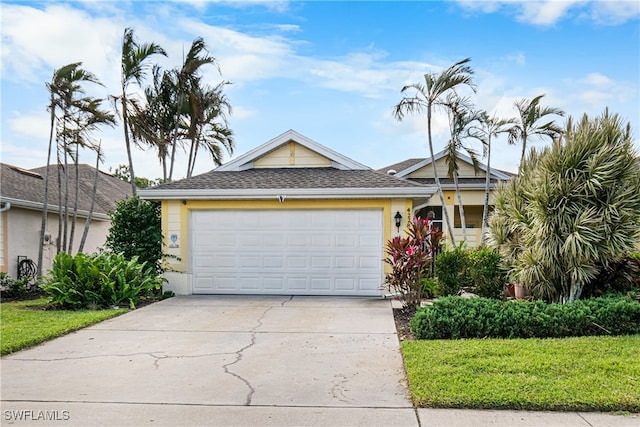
139 130 438 296
380 151 513 248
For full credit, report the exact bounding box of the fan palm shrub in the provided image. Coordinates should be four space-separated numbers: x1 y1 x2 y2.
488 110 640 303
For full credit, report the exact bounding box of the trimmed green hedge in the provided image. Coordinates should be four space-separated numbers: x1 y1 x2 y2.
410 295 640 339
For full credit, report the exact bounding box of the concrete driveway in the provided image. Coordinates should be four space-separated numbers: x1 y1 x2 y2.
1 296 417 426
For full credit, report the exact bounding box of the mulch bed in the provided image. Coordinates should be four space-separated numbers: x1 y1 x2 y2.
393 306 416 341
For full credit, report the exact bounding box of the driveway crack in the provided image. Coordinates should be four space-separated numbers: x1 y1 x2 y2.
221 305 273 406
281 295 294 306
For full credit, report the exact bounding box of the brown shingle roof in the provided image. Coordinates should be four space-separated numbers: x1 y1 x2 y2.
377 158 425 173
152 167 429 190
1 163 131 215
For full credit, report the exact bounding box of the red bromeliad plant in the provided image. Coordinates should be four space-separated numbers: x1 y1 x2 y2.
384 216 442 308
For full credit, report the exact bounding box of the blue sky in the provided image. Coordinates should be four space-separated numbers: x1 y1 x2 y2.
2 0 639 180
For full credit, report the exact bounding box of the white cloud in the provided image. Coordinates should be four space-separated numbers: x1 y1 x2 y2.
589 1 640 25
518 0 586 26
0 4 122 87
453 0 638 26
7 111 51 142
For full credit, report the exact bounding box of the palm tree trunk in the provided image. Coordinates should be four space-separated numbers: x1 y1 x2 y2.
453 172 467 243
68 153 79 253
62 136 70 253
79 142 101 253
56 148 62 254
428 106 456 246
38 97 56 277
480 136 492 246
121 94 137 196
186 137 196 178
519 133 528 170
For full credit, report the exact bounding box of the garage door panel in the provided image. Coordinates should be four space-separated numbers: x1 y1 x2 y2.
359 256 379 268
335 256 355 268
335 278 356 291
264 278 284 290
287 277 307 289
311 256 331 268
191 209 383 296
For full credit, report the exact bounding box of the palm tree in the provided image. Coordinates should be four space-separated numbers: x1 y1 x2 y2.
509 94 565 170
129 65 178 182
443 94 480 244
394 58 476 246
119 27 166 195
38 63 86 274
39 63 102 267
185 80 234 177
167 37 219 181
67 97 116 252
79 140 103 253
468 111 515 245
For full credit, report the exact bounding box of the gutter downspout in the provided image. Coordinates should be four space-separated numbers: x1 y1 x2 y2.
0 202 11 213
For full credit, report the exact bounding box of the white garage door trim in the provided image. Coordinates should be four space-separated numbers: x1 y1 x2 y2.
191 209 384 296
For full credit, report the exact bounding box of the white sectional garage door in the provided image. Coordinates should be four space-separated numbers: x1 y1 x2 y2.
191 209 383 296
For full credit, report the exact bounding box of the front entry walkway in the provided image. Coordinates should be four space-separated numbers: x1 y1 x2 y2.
1 296 417 426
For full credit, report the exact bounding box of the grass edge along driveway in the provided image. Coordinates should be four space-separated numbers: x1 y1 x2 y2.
402 335 640 412
1 297 128 355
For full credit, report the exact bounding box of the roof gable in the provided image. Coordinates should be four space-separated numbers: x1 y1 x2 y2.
391 150 511 181
215 129 369 171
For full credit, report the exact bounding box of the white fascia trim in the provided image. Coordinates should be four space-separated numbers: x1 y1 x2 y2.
138 187 435 200
0 196 109 221
395 149 511 181
215 129 370 171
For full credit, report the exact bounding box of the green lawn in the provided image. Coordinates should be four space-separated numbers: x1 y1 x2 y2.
402 335 640 412
1 297 128 355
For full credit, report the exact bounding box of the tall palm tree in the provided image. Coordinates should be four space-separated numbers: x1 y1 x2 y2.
394 58 476 246
39 63 102 268
119 27 166 195
185 80 234 177
79 140 103 253
67 97 116 252
167 37 217 181
443 95 480 244
129 65 178 182
469 111 516 245
509 94 565 170
38 63 86 274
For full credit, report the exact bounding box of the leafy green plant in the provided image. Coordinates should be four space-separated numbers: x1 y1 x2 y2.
467 248 507 299
43 252 162 309
410 295 640 339
434 246 470 296
488 111 640 303
105 196 163 274
421 277 442 299
0 273 32 299
384 216 442 307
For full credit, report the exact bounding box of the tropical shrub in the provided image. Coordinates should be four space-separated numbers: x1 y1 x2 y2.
421 277 443 299
43 252 162 309
583 254 640 298
434 247 507 298
0 273 32 299
434 246 470 296
105 196 163 274
467 248 507 299
384 216 442 307
488 110 640 303
410 295 640 339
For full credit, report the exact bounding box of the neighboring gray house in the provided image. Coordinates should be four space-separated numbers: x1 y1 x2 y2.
0 163 131 279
